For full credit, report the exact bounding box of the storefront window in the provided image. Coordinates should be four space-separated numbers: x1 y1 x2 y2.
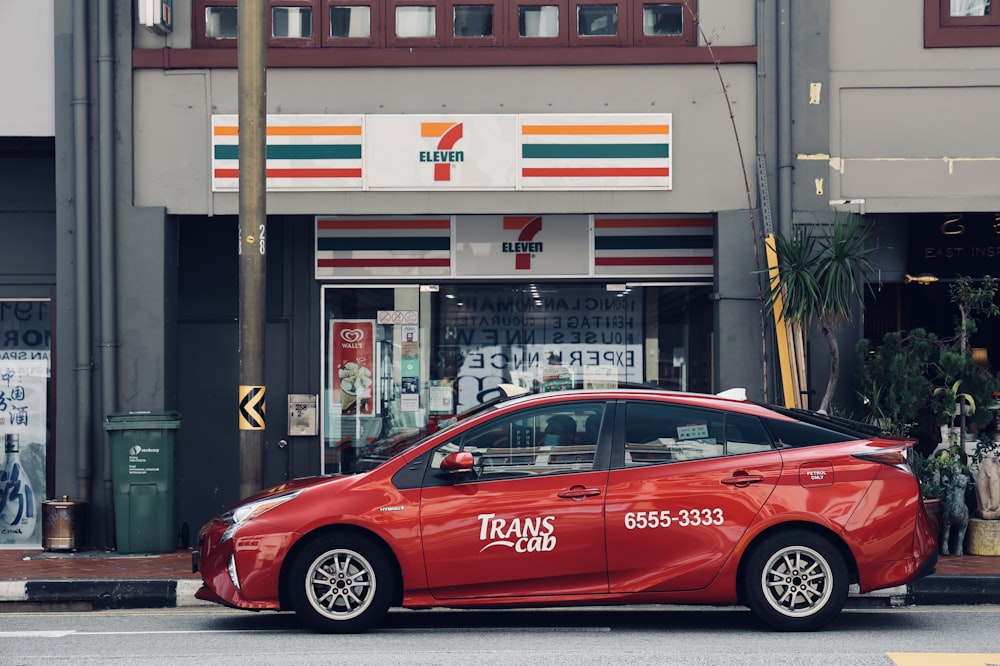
0 300 50 548
433 283 711 411
321 283 711 473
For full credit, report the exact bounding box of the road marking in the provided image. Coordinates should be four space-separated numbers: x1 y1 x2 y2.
888 654 1000 666
0 629 286 637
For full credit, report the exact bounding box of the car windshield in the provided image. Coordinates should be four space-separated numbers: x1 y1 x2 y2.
349 394 508 473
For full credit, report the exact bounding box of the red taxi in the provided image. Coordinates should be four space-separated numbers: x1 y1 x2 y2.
194 388 937 632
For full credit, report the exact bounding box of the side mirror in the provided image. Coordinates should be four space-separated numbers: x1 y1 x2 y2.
440 450 475 471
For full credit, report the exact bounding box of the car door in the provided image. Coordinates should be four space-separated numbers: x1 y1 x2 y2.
604 400 782 592
420 401 611 600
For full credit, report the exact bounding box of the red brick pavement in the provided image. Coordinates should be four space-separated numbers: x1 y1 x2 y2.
0 549 201 581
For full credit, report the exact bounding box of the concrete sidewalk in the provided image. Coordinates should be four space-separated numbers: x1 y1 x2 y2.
0 548 997 610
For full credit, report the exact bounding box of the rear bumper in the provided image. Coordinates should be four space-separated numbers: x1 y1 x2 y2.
914 550 938 580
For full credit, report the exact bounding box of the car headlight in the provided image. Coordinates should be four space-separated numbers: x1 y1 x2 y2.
219 490 302 543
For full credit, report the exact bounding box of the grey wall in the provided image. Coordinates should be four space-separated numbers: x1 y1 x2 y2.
827 0 1000 213
133 64 759 217
714 208 770 401
174 215 320 532
116 206 177 412
0 149 56 282
0 1 55 136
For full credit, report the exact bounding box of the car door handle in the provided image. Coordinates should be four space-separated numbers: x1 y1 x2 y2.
721 473 765 487
558 486 602 500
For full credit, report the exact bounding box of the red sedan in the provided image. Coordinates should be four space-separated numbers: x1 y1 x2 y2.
194 388 937 632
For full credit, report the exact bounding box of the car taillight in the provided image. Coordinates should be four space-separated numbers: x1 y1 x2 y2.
853 448 912 472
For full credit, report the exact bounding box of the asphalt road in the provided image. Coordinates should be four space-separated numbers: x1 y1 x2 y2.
2 605 999 665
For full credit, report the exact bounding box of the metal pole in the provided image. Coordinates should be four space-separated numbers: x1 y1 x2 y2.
238 0 267 499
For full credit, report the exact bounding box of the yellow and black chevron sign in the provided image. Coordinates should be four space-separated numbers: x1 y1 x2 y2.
239 385 266 430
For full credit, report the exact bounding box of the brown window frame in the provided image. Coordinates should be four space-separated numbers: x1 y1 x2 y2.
634 1 695 47
192 0 699 49
509 0 569 47
322 0 384 47
447 0 505 46
196 0 239 48
925 0 1000 48
569 0 630 46
387 0 442 47
269 0 320 47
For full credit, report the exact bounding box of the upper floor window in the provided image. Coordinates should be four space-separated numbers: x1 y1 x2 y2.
455 4 495 36
925 0 1000 47
204 4 238 39
330 5 372 39
193 0 696 48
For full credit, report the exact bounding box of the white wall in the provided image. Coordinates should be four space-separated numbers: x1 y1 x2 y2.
0 0 55 136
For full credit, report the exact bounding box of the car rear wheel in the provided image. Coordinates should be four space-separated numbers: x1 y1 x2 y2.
743 530 848 631
288 533 395 633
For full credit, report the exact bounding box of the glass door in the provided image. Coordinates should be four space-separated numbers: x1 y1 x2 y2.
321 285 424 473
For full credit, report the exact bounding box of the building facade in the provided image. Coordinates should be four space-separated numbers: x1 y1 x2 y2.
1 0 997 549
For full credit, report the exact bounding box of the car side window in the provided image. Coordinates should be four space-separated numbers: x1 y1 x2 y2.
429 402 605 482
724 412 774 455
623 402 771 466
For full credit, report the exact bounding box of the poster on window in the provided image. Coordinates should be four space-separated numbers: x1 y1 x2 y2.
0 301 50 549
330 320 376 416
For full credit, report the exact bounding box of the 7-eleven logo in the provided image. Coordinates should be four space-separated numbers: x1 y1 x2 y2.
502 216 543 270
419 122 464 182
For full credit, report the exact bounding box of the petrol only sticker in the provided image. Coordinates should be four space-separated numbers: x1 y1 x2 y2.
477 513 556 553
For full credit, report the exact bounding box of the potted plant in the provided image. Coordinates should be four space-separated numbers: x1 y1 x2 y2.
856 277 1000 447
914 450 945 501
855 328 938 442
913 450 946 537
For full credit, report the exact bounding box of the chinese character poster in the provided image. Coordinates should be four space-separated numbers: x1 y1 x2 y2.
0 301 49 549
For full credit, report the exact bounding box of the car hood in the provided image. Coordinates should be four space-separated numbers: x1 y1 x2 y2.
236 472 362 506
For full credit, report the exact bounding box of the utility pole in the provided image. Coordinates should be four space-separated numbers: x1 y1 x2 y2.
237 0 267 499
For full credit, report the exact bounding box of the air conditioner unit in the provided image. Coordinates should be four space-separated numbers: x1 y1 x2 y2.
138 0 173 35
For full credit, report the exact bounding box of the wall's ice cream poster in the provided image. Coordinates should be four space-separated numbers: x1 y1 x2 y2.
0 301 50 549
331 320 376 416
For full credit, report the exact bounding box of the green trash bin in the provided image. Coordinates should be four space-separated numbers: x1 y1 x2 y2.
103 412 182 554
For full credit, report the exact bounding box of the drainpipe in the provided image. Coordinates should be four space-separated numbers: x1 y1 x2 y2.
98 0 119 545
73 0 93 504
777 0 792 235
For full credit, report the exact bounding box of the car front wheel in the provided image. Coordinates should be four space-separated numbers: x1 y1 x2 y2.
288 533 395 633
743 530 848 631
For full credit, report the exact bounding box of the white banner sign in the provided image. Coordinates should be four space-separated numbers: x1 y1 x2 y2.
365 115 517 190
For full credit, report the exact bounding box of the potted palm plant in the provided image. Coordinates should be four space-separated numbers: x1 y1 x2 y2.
765 213 877 412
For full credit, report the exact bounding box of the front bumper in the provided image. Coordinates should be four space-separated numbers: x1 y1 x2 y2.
195 518 294 611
